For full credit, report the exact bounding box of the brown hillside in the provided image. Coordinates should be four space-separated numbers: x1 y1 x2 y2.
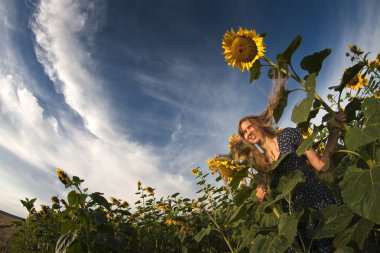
0 210 23 252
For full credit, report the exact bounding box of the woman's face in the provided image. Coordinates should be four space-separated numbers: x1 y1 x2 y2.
240 120 262 145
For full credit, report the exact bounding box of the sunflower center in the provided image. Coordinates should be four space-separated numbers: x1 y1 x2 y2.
231 36 258 62
348 75 359 86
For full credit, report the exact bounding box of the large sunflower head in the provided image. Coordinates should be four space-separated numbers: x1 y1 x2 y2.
222 27 266 72
347 73 368 90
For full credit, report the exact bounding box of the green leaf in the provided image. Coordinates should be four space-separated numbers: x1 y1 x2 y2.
171 192 180 198
229 168 248 191
260 209 279 227
335 61 366 92
55 231 77 253
276 170 305 195
311 205 353 239
345 125 380 150
351 217 374 249
291 97 314 123
67 190 79 206
277 35 302 65
233 185 254 206
194 225 212 242
296 129 319 156
362 97 380 125
60 220 74 234
20 197 36 213
334 246 355 253
334 217 374 249
250 60 261 84
90 192 111 210
345 97 380 149
228 202 248 224
257 171 305 213
300 48 331 74
278 212 302 246
340 165 380 223
269 152 290 171
273 86 290 123
291 74 316 123
249 234 270 253
267 234 289 253
238 228 257 251
304 73 317 93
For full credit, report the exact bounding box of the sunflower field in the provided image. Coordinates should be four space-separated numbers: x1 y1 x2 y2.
9 28 380 253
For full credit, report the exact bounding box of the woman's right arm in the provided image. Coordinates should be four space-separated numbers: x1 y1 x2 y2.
305 110 346 171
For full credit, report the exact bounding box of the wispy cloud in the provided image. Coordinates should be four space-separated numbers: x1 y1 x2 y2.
0 0 200 216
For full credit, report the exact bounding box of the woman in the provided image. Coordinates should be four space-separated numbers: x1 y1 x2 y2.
237 96 346 252
238 111 345 206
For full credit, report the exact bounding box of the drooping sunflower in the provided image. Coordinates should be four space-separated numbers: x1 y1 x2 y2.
222 27 265 72
56 168 71 186
207 155 236 178
228 133 242 151
145 186 155 195
191 167 201 177
347 73 368 90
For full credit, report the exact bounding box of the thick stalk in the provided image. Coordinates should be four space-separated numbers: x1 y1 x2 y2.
204 210 235 253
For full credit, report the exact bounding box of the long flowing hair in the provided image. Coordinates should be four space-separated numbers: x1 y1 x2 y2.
237 74 287 172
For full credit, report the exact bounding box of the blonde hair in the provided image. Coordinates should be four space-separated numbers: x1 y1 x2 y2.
238 74 287 172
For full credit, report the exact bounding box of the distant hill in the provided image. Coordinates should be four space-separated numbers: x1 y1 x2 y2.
0 210 24 252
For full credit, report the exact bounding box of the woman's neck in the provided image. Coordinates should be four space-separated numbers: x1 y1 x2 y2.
260 136 275 151
260 136 279 162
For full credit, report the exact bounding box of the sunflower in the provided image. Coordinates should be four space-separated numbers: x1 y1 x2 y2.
229 133 242 151
348 44 363 55
156 203 170 211
347 73 368 90
191 167 201 177
222 27 265 72
207 155 236 178
51 196 60 204
145 186 154 195
317 142 325 154
374 90 380 99
137 180 142 190
301 128 312 139
110 197 119 205
376 54 380 72
56 168 71 186
121 201 129 208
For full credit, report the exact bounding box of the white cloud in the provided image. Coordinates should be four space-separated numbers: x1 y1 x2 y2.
0 0 198 217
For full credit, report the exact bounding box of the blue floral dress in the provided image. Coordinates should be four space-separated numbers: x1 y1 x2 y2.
273 128 341 253
273 127 341 210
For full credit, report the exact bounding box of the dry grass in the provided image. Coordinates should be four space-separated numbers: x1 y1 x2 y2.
0 211 23 253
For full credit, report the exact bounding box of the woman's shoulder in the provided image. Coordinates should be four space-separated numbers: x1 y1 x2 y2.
278 127 302 144
280 127 301 135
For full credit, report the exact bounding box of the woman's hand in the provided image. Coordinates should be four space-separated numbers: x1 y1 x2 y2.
328 110 346 131
256 183 267 202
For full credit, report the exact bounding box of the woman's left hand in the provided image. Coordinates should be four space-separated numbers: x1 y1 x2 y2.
328 110 346 130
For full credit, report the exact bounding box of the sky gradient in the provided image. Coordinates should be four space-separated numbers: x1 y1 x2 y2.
1 0 379 217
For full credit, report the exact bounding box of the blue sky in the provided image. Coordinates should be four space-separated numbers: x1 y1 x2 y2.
1 0 379 217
